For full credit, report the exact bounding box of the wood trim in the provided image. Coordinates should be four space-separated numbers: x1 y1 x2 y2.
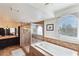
33 21 44 24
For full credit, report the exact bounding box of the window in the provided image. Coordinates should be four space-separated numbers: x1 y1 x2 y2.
58 15 78 37
37 26 43 35
10 28 15 35
32 24 43 35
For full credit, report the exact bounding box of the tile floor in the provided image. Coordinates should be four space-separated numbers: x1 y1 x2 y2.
0 45 20 56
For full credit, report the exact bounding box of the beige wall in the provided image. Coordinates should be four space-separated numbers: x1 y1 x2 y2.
0 19 20 28
0 13 21 28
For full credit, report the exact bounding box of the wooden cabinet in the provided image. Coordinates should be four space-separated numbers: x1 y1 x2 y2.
30 45 51 56
30 46 45 56
0 36 19 49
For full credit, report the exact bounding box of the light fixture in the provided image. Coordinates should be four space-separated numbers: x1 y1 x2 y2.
17 10 19 12
10 7 12 11
44 3 49 6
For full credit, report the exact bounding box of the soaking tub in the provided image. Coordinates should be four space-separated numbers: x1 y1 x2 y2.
34 41 78 56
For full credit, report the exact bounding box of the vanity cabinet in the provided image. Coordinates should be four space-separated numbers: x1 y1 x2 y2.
0 36 19 49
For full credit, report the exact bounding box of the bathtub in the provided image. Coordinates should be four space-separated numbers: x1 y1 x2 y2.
34 41 78 56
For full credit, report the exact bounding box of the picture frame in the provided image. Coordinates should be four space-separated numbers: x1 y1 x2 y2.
46 24 54 31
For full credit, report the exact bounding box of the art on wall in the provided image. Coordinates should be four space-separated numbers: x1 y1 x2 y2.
46 24 54 31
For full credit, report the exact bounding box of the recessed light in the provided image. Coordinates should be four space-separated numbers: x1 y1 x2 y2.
17 10 19 12
44 3 49 6
10 7 12 11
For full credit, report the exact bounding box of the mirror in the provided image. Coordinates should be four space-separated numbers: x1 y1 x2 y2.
0 27 18 36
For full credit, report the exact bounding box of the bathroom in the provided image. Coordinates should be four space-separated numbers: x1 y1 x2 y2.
0 3 79 56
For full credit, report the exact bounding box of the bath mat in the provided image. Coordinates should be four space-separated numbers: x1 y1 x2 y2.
11 48 26 56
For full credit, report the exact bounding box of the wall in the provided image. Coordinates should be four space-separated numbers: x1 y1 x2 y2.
44 18 58 39
55 4 79 18
44 12 79 45
0 12 21 28
0 19 20 28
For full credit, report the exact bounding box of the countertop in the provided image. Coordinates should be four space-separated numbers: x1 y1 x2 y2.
0 35 18 40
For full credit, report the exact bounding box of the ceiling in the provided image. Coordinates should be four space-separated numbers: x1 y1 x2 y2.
0 3 76 23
